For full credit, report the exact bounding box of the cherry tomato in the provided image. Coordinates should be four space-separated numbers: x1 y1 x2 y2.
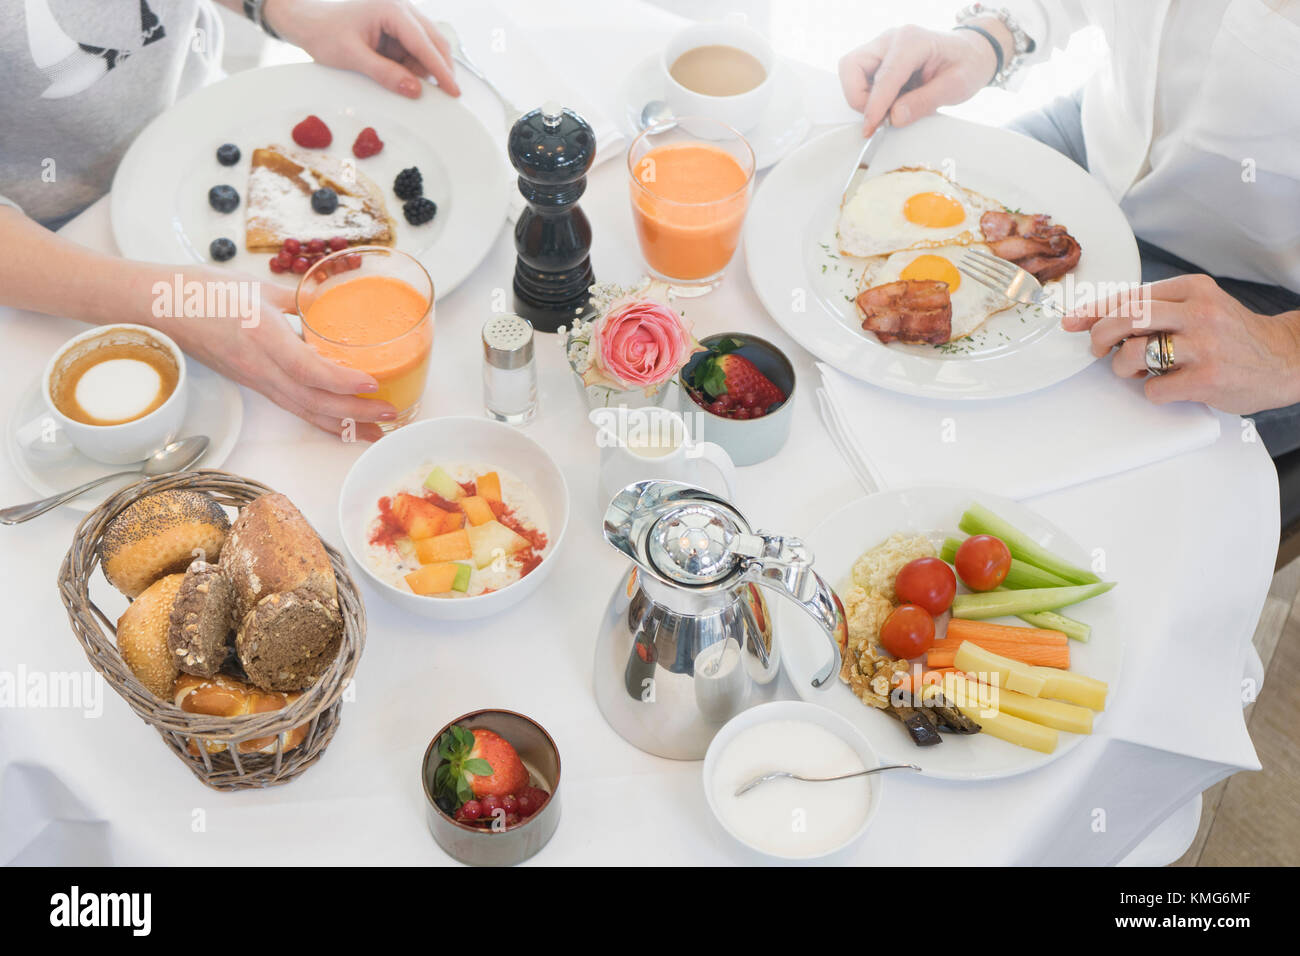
954 535 1012 591
895 557 957 616
879 604 936 659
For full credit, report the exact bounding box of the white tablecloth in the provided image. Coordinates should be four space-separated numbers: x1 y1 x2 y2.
0 1 1279 866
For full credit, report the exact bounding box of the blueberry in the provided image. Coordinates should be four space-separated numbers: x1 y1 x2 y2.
311 187 339 215
208 184 239 213
209 237 237 262
216 143 241 166
403 197 437 226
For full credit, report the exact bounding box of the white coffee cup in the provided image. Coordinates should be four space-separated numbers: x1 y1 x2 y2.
590 406 738 513
661 20 775 135
22 324 189 465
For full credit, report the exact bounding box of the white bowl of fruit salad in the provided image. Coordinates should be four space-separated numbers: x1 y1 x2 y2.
338 417 569 620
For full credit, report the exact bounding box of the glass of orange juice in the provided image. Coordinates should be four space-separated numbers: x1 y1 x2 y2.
627 117 755 291
297 246 434 431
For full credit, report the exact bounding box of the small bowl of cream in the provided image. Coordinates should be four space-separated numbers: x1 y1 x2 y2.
703 701 885 862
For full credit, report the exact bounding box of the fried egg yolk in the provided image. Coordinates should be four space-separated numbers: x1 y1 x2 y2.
903 192 966 228
900 254 962 291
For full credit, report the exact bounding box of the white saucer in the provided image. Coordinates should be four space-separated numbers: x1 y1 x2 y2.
615 54 811 169
5 360 243 513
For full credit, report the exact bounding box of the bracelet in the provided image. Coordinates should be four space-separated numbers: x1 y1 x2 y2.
955 3 1036 88
953 24 1003 87
243 0 282 40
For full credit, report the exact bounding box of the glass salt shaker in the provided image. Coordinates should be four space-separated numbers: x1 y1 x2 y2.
482 314 538 425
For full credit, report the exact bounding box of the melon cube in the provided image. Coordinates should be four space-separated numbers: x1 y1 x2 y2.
460 495 495 527
405 562 459 596
476 472 502 503
423 466 464 502
451 563 472 593
441 511 465 532
415 528 472 563
392 492 449 540
467 519 530 569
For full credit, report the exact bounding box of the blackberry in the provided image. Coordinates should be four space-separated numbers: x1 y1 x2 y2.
393 166 423 201
216 143 241 166
311 187 339 215
208 184 239 213
209 237 237 262
403 197 437 226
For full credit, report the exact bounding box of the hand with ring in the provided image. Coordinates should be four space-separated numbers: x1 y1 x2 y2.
1062 273 1300 415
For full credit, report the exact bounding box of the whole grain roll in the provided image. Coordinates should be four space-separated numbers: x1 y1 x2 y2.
116 573 186 698
220 493 337 617
166 561 236 678
99 490 230 598
236 588 343 692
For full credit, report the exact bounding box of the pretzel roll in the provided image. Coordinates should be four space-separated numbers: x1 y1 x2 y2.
173 673 308 755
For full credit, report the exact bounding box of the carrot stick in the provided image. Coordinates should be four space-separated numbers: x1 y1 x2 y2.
946 619 1068 646
893 667 962 694
931 637 1069 669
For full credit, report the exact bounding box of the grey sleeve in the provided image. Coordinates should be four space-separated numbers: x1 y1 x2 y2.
0 194 23 216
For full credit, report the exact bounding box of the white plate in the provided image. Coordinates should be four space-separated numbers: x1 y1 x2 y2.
615 54 811 169
745 116 1140 399
110 63 510 299
5 361 242 513
780 486 1123 781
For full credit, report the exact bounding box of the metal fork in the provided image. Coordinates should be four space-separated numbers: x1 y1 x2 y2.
436 21 523 126
959 248 1065 317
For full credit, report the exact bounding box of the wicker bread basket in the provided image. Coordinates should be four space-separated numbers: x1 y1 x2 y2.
57 469 366 791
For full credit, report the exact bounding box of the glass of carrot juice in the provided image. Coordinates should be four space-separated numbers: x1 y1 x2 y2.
297 246 434 431
627 117 755 291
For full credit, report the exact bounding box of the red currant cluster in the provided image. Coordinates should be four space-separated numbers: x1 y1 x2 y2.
268 236 361 275
453 786 550 829
690 388 774 420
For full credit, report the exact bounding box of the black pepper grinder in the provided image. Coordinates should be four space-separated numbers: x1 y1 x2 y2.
508 101 595 333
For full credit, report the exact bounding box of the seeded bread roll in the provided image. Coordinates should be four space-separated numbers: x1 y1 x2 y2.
236 588 343 691
166 561 236 677
173 673 308 755
99 490 230 598
116 573 186 698
220 493 337 617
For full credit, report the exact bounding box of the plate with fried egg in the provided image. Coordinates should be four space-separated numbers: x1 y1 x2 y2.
744 115 1140 399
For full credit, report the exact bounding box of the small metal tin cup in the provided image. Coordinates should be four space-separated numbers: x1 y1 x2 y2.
421 709 561 866
678 333 796 466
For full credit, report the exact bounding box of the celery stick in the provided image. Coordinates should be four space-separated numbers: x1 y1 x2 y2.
958 502 1100 585
1019 610 1091 643
951 581 1115 620
939 537 1071 590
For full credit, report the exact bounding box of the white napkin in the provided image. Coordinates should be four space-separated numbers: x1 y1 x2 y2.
818 361 1222 499
416 0 629 165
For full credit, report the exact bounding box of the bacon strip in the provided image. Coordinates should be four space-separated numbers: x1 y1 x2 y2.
856 279 953 345
980 210 1081 282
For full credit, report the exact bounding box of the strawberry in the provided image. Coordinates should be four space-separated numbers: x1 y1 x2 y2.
292 114 332 149
433 725 529 809
687 338 785 417
352 126 384 158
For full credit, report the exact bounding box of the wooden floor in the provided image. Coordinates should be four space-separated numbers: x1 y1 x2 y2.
1172 557 1300 866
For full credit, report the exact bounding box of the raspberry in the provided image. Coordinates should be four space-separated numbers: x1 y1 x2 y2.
403 197 437 226
352 126 384 159
292 114 332 149
393 167 423 201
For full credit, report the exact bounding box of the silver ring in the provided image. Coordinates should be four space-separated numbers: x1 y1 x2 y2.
1144 332 1175 375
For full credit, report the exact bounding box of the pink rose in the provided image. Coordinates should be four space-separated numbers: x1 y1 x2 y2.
585 297 696 391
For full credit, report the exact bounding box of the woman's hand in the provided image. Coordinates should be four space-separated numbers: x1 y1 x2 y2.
154 269 395 441
1063 273 1300 414
838 24 998 135
264 0 459 98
